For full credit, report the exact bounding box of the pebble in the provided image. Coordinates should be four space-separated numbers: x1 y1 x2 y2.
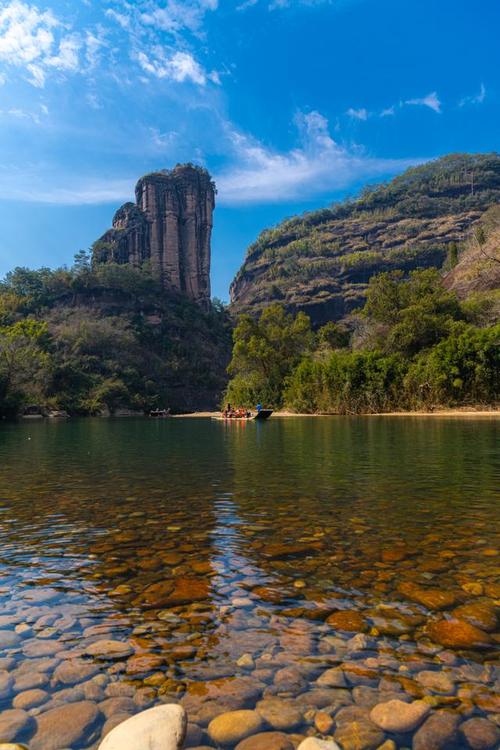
12 689 49 710
52 659 100 685
85 640 134 659
314 711 334 734
334 718 385 750
256 697 303 730
452 601 498 632
427 619 493 649
0 631 21 649
0 673 14 699
298 740 341 750
236 732 296 750
30 700 100 750
22 640 64 658
398 583 458 610
460 717 500 749
208 710 264 746
415 670 455 694
316 668 347 688
370 699 430 733
0 710 31 743
412 711 461 750
99 705 187 750
326 611 369 633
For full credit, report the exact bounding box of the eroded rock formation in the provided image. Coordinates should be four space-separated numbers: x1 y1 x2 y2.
93 165 215 307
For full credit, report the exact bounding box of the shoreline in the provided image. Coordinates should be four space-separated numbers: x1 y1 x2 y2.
174 407 500 419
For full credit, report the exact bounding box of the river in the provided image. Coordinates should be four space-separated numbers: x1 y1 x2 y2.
0 416 498 749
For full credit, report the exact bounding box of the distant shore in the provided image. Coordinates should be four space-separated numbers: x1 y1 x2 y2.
174 407 500 419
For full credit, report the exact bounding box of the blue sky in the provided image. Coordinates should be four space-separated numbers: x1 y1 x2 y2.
0 0 498 300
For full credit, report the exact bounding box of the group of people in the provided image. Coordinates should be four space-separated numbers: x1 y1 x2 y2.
222 402 263 419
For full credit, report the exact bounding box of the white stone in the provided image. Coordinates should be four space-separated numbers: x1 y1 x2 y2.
298 739 341 750
98 705 187 750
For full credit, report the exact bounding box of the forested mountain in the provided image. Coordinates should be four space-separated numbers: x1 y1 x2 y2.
0 261 232 417
230 153 500 325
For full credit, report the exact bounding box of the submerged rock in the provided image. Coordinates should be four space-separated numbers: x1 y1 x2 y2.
99 704 187 750
85 640 134 659
398 582 458 610
208 710 264 746
369 699 430 733
0 710 31 743
452 601 498 632
426 619 493 649
412 710 461 750
256 697 303 730
326 611 368 633
460 717 500 749
30 701 100 750
236 732 295 750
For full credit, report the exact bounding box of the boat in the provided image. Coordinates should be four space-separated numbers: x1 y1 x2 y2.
149 408 171 418
212 409 273 422
254 409 273 420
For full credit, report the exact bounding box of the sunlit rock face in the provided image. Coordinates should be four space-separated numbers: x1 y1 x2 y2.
93 164 215 307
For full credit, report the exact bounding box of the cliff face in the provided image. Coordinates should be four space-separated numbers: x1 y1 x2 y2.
230 153 500 326
93 164 215 307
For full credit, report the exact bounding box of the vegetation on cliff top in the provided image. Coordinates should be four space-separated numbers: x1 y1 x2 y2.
230 153 500 325
0 256 231 417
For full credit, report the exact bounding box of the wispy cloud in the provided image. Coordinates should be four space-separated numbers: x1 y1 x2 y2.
135 48 213 85
216 110 419 204
0 0 219 89
405 91 442 114
0 110 421 206
346 107 368 121
0 1 82 87
459 82 486 107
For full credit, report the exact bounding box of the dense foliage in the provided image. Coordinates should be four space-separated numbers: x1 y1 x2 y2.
226 269 499 413
0 257 232 417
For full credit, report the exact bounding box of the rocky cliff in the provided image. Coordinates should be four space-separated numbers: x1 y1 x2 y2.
93 164 215 307
230 153 500 325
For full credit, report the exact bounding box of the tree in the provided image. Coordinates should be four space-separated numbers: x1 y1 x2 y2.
226 304 313 407
0 319 52 415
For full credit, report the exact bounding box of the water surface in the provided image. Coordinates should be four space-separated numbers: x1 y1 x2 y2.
0 417 498 748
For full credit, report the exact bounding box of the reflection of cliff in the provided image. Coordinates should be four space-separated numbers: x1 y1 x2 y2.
93 165 215 307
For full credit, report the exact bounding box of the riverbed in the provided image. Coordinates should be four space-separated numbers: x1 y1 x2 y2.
0 417 498 749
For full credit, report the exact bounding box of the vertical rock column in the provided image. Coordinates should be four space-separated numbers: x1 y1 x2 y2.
93 164 215 307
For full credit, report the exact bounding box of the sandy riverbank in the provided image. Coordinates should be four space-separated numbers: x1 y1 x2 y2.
174 408 500 419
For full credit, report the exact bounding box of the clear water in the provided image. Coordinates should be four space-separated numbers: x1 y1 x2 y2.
0 417 498 749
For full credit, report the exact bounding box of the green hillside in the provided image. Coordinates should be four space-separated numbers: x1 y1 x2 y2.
230 153 500 325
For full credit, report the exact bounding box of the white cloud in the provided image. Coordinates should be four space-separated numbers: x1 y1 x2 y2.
347 107 368 121
380 105 395 117
135 48 211 85
0 102 48 124
406 91 442 114
150 127 178 149
216 110 419 204
139 0 218 35
0 1 83 86
45 34 81 72
459 82 486 107
0 110 421 206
